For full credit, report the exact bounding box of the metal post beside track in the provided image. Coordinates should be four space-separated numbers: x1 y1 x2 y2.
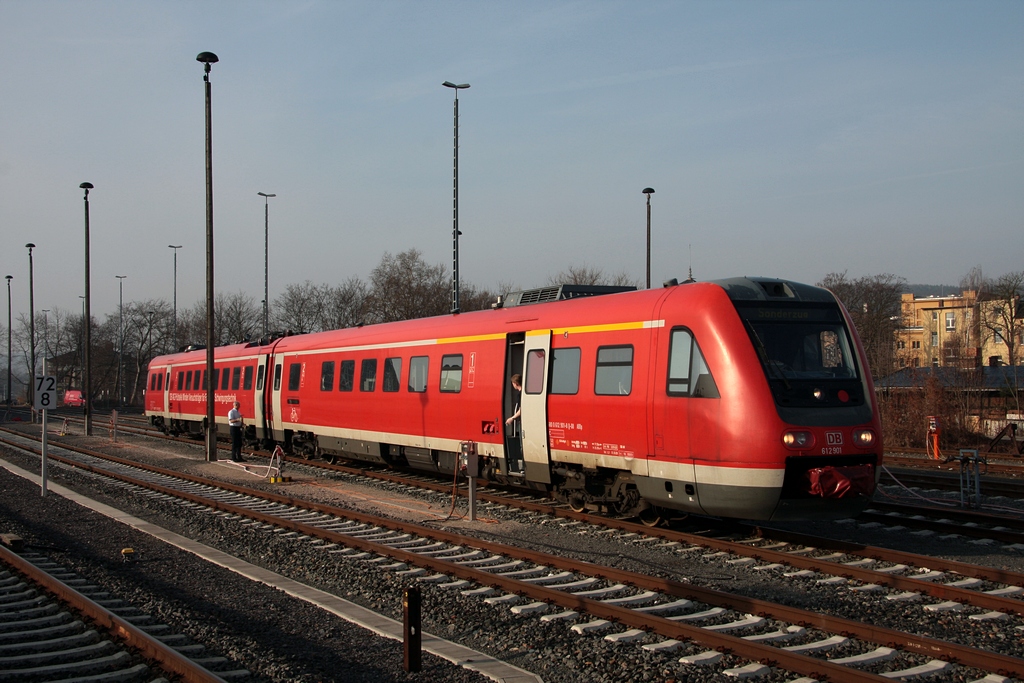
403 585 421 672
957 449 983 508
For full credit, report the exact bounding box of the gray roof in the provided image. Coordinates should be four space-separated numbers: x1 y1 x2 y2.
877 365 1024 390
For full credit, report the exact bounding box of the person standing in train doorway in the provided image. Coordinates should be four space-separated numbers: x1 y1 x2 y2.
505 374 524 475
228 401 244 462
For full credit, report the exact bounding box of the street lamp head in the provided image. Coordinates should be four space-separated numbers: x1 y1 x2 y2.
196 51 219 64
443 81 470 90
4 276 11 282
257 192 276 198
116 275 127 280
80 182 94 190
642 187 655 196
169 244 182 250
25 243 35 250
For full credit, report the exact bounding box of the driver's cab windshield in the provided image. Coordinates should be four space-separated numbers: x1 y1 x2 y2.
737 305 859 382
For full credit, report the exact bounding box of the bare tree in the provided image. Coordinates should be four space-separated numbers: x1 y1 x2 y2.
818 272 906 380
546 263 641 288
980 270 1024 412
273 281 326 334
365 250 450 323
321 277 370 330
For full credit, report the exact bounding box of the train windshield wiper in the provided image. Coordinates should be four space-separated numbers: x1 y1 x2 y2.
745 322 791 391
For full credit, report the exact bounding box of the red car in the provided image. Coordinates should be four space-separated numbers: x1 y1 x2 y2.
63 390 85 407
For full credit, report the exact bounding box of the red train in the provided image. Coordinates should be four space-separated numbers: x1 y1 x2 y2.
145 277 881 522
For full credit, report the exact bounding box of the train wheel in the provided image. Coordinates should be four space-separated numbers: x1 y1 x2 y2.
322 454 337 465
638 506 663 527
568 493 587 513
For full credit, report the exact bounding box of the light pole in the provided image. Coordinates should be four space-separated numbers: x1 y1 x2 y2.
443 81 469 314
168 245 181 350
116 275 126 407
258 192 276 340
5 275 11 406
642 187 655 290
26 243 35 416
78 296 85 391
41 309 49 371
197 51 219 462
81 182 94 435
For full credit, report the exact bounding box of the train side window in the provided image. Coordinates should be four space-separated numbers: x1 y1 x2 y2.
360 359 377 392
383 357 402 392
321 361 335 391
158 373 164 391
243 366 254 390
273 363 282 391
149 374 156 391
667 330 693 395
595 345 633 396
232 367 242 390
200 370 207 390
221 367 230 391
176 372 182 391
185 371 193 391
288 363 302 391
439 354 462 393
211 368 220 391
690 344 719 398
667 329 719 399
525 350 545 395
408 356 428 392
550 347 581 395
256 365 265 391
339 360 354 392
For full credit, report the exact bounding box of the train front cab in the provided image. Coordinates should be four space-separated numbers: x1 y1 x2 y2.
634 279 880 522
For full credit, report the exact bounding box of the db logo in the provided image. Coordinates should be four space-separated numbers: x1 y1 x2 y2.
826 432 843 445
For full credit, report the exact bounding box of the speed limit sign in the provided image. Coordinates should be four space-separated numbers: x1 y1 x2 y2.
34 376 57 411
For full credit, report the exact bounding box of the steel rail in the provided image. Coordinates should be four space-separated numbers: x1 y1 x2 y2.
5 425 1024 604
5 435 1022 680
0 543 228 683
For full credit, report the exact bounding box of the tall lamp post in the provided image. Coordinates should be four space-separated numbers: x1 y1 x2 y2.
116 275 126 407
257 192 276 340
168 245 181 350
81 182 94 435
41 309 49 373
197 51 219 462
642 188 655 290
5 275 11 406
442 81 469 314
26 243 36 417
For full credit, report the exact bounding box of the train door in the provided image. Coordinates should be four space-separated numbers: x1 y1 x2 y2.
269 357 284 442
253 355 269 443
504 335 525 475
163 370 171 415
519 330 553 484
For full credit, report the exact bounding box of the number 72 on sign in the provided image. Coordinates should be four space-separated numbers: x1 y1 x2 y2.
34 376 57 411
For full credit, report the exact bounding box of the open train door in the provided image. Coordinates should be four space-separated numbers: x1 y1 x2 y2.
520 330 553 484
253 355 270 445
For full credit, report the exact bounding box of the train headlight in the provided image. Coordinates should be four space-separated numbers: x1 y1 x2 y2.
782 431 814 449
853 429 876 448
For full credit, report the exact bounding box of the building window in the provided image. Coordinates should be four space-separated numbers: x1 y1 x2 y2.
383 357 402 392
408 356 428 392
912 340 921 349
945 312 955 331
995 327 1005 344
595 345 633 396
360 358 377 392
931 332 938 347
439 354 463 393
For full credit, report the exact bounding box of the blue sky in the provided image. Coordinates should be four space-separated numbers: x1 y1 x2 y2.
2 1 1022 320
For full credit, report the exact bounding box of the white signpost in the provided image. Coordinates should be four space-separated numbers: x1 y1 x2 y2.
34 375 56 497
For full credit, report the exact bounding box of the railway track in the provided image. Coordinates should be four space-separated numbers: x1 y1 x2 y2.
0 538 243 683
2 428 1024 682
